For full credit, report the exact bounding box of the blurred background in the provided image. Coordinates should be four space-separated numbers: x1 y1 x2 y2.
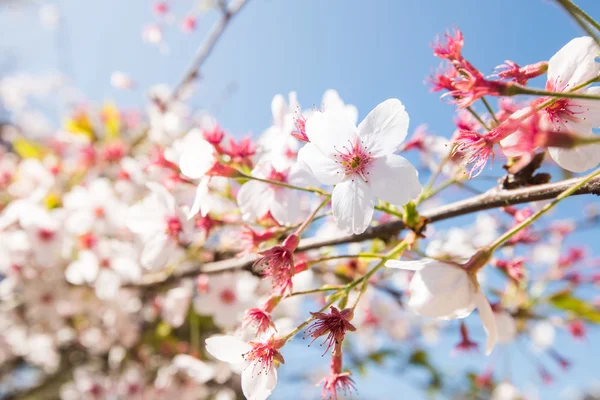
2 0 600 399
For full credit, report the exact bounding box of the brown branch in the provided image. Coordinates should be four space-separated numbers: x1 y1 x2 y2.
135 176 600 288
166 0 250 107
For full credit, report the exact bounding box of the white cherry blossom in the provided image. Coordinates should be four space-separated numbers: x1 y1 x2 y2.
258 92 302 169
206 335 282 400
194 271 259 330
8 158 54 202
161 286 193 328
298 98 421 234
544 36 600 172
236 162 315 226
65 240 141 299
386 258 497 355
177 129 220 219
127 183 191 270
63 178 126 236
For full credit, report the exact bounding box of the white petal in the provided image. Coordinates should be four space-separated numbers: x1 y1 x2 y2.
146 182 176 213
173 354 215 384
305 109 358 156
66 211 95 235
367 154 421 205
140 233 172 270
288 91 300 115
548 134 600 172
345 105 359 126
237 181 274 223
65 261 86 285
95 269 121 300
271 94 287 128
269 189 300 226
357 99 409 157
205 336 251 364
548 36 600 90
287 163 319 187
331 179 375 235
179 139 215 179
187 178 211 219
408 263 476 319
531 321 555 351
296 143 343 185
474 290 497 355
111 256 141 282
66 251 99 284
126 201 162 237
566 86 600 129
242 365 277 400
385 259 432 271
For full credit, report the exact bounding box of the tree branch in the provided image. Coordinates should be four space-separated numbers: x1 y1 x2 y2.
166 0 250 107
135 175 600 288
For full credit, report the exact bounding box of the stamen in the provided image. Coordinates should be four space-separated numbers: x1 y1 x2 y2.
332 139 372 182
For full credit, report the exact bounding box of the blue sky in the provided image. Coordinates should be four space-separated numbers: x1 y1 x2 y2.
2 0 600 399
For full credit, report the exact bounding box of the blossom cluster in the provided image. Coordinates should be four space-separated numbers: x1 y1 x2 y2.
2 2 600 399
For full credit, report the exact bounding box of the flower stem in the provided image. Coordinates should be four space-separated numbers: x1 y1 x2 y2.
345 240 409 291
554 0 600 47
295 198 330 236
190 311 200 354
289 286 341 297
240 174 407 219
481 97 499 125
238 173 329 196
283 240 408 343
486 167 600 253
416 153 452 205
510 86 600 101
466 106 490 131
306 253 386 266
375 204 404 218
283 298 338 342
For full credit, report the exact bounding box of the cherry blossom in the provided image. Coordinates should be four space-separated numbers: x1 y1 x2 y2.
206 335 284 400
63 178 126 236
161 285 193 328
237 162 314 226
386 258 497 355
193 272 259 330
127 183 191 270
298 99 422 234
544 36 600 172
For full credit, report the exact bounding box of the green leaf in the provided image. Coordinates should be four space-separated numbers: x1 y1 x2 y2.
549 291 600 324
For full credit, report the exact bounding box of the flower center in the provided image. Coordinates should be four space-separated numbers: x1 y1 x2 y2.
545 98 582 129
219 288 237 304
333 140 372 182
242 340 284 375
266 166 289 183
37 228 55 242
165 216 182 238
94 207 105 218
79 232 97 249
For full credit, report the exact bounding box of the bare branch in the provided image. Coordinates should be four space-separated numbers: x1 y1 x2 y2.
166 0 250 107
134 176 600 288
